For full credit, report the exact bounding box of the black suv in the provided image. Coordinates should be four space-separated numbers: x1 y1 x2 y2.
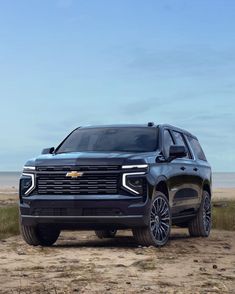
19 123 212 247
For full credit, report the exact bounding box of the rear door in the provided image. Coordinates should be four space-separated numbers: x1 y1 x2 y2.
186 135 211 201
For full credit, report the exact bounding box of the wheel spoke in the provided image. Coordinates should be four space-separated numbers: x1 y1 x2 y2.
153 227 158 238
156 198 160 213
159 201 166 214
161 207 169 216
203 195 211 232
160 225 167 238
161 222 169 228
150 196 171 243
152 204 157 215
151 223 156 231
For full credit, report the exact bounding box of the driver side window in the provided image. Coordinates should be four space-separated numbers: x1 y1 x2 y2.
163 130 174 158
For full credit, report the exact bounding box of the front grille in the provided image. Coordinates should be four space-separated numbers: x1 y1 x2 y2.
32 208 70 216
37 165 120 172
36 166 120 195
32 207 122 216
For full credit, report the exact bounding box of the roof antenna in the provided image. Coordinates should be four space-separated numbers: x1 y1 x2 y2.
148 122 154 127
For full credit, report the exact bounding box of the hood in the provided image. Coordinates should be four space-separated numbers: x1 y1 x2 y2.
26 151 157 167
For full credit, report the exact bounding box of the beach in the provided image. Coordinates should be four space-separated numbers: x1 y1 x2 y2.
0 173 234 293
0 229 234 294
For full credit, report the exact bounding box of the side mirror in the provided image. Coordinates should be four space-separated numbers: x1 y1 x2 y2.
41 147 55 155
168 145 187 161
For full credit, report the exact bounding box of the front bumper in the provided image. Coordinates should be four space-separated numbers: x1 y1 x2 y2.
20 194 150 229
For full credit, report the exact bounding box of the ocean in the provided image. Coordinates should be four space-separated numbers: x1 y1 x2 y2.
0 171 234 189
0 172 21 189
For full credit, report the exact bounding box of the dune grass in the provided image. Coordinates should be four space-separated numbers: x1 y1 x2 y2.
212 201 235 231
0 206 19 240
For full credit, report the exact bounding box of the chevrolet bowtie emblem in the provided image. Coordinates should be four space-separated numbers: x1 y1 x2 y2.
66 171 84 178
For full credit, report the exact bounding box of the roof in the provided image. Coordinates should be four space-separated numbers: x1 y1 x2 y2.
79 124 158 129
77 123 197 139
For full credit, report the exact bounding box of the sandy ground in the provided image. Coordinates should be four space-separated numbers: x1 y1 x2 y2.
213 188 235 201
0 229 234 294
0 188 235 293
0 192 18 206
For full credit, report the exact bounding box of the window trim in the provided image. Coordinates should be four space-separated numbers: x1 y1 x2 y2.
162 128 175 158
186 135 207 162
163 128 196 161
170 129 194 160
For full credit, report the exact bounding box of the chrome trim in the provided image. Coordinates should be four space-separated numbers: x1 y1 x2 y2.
22 173 35 195
171 188 178 192
122 164 148 169
23 166 36 170
122 172 145 195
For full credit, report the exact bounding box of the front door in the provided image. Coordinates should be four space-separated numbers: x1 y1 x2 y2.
169 130 202 216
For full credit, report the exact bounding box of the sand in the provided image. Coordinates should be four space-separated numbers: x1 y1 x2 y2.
0 188 234 293
0 229 234 293
213 188 235 201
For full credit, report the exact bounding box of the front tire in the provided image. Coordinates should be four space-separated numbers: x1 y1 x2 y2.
188 191 212 237
20 224 60 246
95 229 117 239
132 192 171 247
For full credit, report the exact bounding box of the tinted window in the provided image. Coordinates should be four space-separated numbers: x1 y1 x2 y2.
56 127 158 153
172 131 190 158
187 136 207 161
163 130 174 158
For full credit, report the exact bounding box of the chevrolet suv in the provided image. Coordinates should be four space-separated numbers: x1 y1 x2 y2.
19 123 212 247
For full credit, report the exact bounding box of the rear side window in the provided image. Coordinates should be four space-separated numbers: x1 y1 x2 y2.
163 130 174 158
187 136 207 161
172 131 190 159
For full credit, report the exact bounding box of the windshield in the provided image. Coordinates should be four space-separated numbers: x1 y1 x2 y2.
56 127 158 153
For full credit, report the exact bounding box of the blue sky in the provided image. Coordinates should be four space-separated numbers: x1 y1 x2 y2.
0 0 234 171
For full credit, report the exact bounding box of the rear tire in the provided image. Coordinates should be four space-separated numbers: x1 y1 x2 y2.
95 229 117 239
188 191 212 237
132 192 171 247
20 224 60 246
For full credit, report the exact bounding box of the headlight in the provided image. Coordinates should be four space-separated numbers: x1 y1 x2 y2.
122 172 146 195
122 164 148 169
23 166 36 171
20 173 35 196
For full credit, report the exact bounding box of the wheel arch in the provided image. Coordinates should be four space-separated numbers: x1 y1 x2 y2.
154 176 169 200
202 181 211 198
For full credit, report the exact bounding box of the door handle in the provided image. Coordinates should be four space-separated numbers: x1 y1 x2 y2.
180 166 186 171
193 168 198 172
